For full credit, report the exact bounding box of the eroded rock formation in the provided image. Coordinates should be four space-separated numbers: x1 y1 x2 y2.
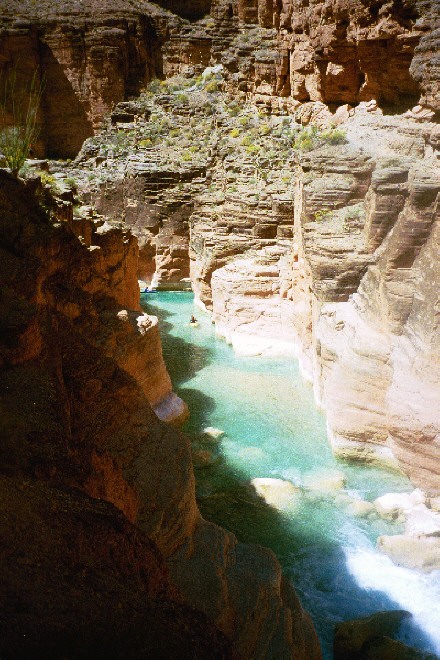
1 0 439 651
0 0 174 157
1 0 438 158
0 170 320 658
63 55 438 493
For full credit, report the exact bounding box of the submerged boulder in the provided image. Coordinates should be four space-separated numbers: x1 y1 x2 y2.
303 470 346 492
334 610 412 660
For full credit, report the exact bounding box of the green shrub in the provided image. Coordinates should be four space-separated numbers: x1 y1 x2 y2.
0 68 44 174
293 126 347 151
258 123 271 136
204 79 219 93
227 104 240 117
314 208 333 222
246 144 260 155
320 128 347 145
63 176 77 188
230 128 240 138
147 78 163 94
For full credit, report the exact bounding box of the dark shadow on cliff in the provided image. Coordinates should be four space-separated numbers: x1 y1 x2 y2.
141 295 214 387
40 42 93 159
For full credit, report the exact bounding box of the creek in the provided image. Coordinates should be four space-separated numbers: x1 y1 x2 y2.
142 291 440 659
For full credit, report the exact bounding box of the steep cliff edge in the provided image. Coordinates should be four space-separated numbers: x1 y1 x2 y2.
0 171 320 658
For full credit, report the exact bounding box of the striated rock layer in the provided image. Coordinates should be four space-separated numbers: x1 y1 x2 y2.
1 0 438 159
0 170 321 658
62 56 438 493
198 108 439 492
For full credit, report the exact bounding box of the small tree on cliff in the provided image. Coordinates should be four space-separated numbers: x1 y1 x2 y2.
0 67 44 175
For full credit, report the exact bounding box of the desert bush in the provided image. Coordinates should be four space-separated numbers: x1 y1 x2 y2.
293 126 347 151
0 67 44 173
204 79 219 93
319 128 347 145
314 208 333 222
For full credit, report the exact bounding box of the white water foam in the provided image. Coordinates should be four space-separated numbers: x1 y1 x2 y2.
344 545 440 654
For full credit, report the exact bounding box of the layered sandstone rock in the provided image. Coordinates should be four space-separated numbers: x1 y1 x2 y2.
2 0 437 163
0 0 176 157
226 0 438 112
0 170 321 657
65 60 439 494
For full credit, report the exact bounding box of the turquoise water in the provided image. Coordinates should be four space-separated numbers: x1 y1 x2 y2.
142 291 440 658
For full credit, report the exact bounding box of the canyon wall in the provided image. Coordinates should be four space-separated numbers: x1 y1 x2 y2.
0 0 175 157
0 171 320 657
1 1 439 650
200 107 439 493
65 41 438 493
1 0 438 159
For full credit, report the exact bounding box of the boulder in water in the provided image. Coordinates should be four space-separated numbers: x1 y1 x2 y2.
347 499 375 518
251 478 299 509
334 610 412 660
377 534 440 572
202 427 225 440
361 635 438 660
303 470 346 492
374 490 425 520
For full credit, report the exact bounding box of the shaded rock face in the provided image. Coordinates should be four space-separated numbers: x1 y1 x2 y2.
0 1 168 158
0 477 234 660
333 610 434 660
85 152 200 288
155 0 212 20
0 170 321 658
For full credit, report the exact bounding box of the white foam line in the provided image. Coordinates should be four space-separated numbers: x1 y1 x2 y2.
344 545 440 654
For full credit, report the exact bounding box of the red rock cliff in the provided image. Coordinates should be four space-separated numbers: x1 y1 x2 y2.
0 170 321 658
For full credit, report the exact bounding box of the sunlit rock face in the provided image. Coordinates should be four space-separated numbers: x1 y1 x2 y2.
2 0 437 163
287 130 440 493
71 66 438 492
226 0 438 112
186 102 439 491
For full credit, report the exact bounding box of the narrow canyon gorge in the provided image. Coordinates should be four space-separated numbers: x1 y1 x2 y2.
0 0 439 658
